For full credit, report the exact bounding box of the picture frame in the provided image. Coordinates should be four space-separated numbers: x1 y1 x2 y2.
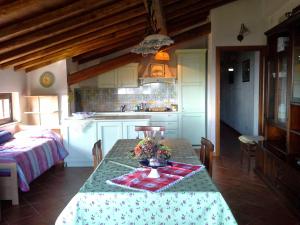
150 63 165 77
242 59 250 82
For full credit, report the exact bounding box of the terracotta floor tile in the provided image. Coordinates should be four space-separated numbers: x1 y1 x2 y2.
1 124 299 224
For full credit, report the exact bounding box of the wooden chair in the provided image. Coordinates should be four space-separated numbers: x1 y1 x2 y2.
92 140 102 170
199 137 214 177
238 135 262 173
135 126 165 139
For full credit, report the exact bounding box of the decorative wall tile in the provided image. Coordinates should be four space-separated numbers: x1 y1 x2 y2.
74 83 177 112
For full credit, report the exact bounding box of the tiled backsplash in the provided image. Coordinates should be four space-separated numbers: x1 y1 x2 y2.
74 83 177 112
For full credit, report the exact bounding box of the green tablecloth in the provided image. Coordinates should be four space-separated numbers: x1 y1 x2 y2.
56 139 237 225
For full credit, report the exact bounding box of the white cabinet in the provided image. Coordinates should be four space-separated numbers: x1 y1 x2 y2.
63 119 149 167
97 70 116 88
123 120 149 139
149 113 178 138
116 63 138 88
97 63 138 88
176 49 207 145
97 122 123 156
181 113 205 145
63 121 97 167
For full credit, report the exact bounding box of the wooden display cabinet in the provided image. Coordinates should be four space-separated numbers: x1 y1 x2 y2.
255 7 300 217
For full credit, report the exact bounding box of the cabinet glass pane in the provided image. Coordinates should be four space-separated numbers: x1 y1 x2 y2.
277 51 288 123
292 28 300 102
268 58 276 120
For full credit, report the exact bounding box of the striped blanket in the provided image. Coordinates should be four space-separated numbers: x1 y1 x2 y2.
0 130 68 192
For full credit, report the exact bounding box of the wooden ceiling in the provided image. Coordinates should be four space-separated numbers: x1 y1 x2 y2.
0 0 235 75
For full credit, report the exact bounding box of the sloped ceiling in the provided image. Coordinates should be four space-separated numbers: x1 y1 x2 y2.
0 0 235 83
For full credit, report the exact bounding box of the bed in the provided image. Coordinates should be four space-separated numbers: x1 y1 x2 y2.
0 124 68 205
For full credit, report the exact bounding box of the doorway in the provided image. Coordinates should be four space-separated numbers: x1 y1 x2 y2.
215 46 265 156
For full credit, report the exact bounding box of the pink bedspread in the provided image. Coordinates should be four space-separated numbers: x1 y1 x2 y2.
0 130 68 191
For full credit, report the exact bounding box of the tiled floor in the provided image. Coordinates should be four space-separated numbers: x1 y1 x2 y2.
1 123 299 225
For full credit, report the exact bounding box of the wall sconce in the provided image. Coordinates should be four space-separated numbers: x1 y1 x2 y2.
237 23 249 42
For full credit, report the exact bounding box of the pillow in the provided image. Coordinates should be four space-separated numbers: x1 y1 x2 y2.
0 130 13 144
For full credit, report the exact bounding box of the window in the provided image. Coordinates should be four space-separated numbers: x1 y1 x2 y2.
0 93 13 125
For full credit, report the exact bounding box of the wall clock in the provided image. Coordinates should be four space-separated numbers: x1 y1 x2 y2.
40 71 55 88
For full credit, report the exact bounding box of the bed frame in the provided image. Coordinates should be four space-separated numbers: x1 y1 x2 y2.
0 122 62 205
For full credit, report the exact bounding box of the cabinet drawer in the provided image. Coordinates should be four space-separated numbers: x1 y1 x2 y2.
165 130 178 138
150 113 178 122
150 121 178 130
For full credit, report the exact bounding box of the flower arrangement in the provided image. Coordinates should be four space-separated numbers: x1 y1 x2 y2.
131 137 171 162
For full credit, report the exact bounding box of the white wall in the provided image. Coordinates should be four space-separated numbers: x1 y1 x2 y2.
208 0 298 153
0 68 26 121
26 60 68 121
220 51 260 135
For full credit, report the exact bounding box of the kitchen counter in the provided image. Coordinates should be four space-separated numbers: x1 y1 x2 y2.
66 115 151 121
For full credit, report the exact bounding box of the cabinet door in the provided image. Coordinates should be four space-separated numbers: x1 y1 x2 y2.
64 121 97 167
181 84 205 112
180 52 206 84
122 120 149 139
116 63 138 88
181 113 205 145
97 122 123 156
97 70 116 88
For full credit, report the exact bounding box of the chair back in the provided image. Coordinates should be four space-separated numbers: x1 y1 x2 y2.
135 126 165 139
199 137 214 177
92 140 102 169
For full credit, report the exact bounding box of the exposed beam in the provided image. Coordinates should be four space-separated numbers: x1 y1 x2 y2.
167 0 231 21
168 13 209 35
0 0 114 42
14 25 146 70
67 53 142 85
0 16 147 67
24 22 211 73
0 0 142 54
66 24 210 85
152 0 167 35
73 33 144 63
77 37 143 64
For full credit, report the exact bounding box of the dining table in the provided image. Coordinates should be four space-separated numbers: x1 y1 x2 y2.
55 139 237 225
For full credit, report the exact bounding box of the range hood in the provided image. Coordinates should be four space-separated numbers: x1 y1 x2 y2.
139 62 176 85
139 77 176 85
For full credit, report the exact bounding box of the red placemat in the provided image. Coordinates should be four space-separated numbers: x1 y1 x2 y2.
107 162 204 192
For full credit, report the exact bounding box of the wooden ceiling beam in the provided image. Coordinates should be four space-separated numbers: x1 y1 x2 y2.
0 0 114 42
164 0 202 14
0 0 142 54
13 25 146 70
73 32 144 62
0 15 147 67
76 37 143 64
67 53 142 85
152 0 167 35
168 13 209 35
166 0 230 21
65 24 211 85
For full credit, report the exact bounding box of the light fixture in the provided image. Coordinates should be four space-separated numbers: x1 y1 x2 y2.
131 0 174 56
237 23 249 42
154 51 170 61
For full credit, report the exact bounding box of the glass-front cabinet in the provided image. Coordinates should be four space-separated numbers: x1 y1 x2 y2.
264 12 300 159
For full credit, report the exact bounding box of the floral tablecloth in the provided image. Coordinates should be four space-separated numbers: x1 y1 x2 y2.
55 139 237 225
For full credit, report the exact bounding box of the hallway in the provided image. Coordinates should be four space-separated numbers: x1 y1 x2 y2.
213 123 299 225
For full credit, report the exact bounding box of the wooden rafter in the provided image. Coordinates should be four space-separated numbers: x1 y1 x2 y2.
67 53 142 85
0 0 114 42
0 16 147 67
73 33 144 64
16 25 147 71
66 23 210 85
0 0 142 54
152 0 167 35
